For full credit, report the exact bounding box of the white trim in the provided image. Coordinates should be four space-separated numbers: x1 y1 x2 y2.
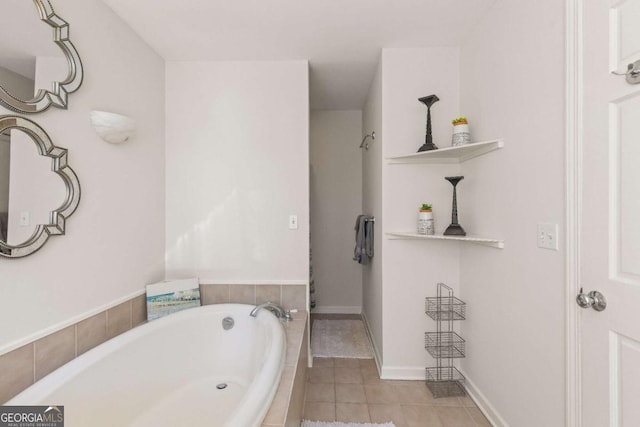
0 289 146 357
311 305 362 314
565 0 583 426
462 371 509 427
361 309 383 375
380 365 423 380
198 279 308 286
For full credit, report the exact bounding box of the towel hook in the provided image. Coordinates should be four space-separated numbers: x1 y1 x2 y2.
360 132 376 150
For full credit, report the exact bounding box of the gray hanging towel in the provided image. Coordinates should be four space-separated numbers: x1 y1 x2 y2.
353 214 374 264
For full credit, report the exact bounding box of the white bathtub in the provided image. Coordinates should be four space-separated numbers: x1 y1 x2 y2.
8 304 286 427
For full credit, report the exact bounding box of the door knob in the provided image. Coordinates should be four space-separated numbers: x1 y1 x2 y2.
576 288 607 311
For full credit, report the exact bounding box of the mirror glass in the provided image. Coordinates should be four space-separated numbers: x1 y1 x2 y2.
0 0 83 113
0 128 66 247
0 116 80 258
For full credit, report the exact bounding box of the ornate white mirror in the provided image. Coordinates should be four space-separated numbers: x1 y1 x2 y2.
0 116 80 258
0 0 83 114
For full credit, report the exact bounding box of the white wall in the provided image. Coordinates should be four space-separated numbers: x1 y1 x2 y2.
380 48 462 376
310 110 362 313
362 62 384 364
165 61 309 284
0 0 166 353
458 0 566 425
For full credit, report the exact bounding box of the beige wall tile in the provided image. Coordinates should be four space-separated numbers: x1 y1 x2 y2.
131 294 147 327
229 285 256 304
107 301 132 339
263 365 294 425
335 384 367 403
285 341 308 427
35 326 75 381
336 403 370 423
303 402 335 422
201 284 229 305
0 344 34 404
76 312 107 356
256 285 281 305
282 285 306 310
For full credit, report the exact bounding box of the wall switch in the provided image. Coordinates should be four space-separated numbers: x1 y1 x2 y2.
289 215 298 230
19 211 30 227
537 223 559 250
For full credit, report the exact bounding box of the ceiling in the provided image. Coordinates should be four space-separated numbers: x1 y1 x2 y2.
101 0 496 110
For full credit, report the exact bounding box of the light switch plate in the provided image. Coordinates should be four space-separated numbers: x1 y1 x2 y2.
289 215 298 230
537 223 559 250
19 211 30 227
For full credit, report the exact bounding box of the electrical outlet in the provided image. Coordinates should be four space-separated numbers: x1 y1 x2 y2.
537 223 559 250
289 215 298 230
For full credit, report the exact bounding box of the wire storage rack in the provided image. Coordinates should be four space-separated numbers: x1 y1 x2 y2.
425 282 467 398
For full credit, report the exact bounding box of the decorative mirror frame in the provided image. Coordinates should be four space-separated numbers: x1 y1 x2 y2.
0 0 84 114
0 116 80 258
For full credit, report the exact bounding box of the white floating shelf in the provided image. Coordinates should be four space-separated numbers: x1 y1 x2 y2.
386 232 504 249
387 139 504 164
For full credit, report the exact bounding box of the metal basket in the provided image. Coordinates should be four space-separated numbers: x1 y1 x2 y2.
425 366 466 398
425 295 466 320
425 331 466 358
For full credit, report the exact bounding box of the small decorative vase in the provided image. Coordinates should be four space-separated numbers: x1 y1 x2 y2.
452 123 471 147
417 210 435 235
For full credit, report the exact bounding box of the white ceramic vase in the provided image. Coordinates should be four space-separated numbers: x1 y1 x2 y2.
417 210 434 235
452 123 471 147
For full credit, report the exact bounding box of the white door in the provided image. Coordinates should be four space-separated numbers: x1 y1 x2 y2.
580 0 640 426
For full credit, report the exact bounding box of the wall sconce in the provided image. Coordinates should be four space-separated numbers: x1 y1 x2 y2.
90 111 136 144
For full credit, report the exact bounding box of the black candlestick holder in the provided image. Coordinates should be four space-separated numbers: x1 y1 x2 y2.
444 176 466 236
418 95 439 152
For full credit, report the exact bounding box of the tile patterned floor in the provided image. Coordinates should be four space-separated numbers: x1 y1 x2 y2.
302 357 491 427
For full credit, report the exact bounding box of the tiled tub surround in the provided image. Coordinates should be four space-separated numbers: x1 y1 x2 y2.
261 310 309 427
0 283 308 405
0 294 147 404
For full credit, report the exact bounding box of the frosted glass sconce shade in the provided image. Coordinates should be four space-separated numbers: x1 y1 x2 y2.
90 111 136 144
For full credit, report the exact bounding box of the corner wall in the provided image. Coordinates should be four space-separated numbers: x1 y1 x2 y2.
362 61 384 364
380 48 461 376
0 0 166 353
458 0 566 425
310 110 363 313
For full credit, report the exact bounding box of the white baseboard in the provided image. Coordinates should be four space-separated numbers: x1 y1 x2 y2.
312 305 362 314
380 366 424 380
361 310 383 374
461 370 509 427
